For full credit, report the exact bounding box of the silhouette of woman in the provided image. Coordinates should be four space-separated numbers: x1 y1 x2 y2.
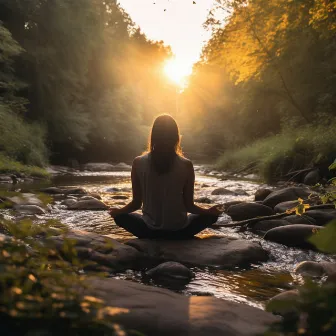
109 114 221 239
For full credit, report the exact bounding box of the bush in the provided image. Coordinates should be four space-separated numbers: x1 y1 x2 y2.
0 104 48 167
216 119 336 182
0 218 129 335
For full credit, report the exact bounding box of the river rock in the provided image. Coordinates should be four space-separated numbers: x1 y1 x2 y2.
7 193 44 207
263 224 323 249
14 204 46 215
68 199 108 210
47 230 141 271
251 220 291 234
63 187 87 195
0 175 13 184
61 199 77 207
111 195 129 200
304 210 336 226
227 203 274 221
285 214 316 224
304 169 320 186
146 261 194 287
274 200 300 213
126 236 269 268
295 261 336 278
195 197 212 204
263 187 312 209
41 187 65 194
267 290 300 316
80 195 99 201
254 188 272 202
88 278 278 336
232 189 249 196
89 193 102 200
211 188 237 196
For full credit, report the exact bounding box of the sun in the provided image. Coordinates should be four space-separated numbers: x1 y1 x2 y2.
164 59 191 86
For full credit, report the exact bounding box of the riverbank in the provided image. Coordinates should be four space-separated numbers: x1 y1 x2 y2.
216 122 336 183
0 154 50 179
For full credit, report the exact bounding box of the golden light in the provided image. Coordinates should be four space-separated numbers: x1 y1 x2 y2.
164 58 192 86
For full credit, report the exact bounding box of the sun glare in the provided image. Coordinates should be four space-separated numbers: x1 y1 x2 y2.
164 59 192 86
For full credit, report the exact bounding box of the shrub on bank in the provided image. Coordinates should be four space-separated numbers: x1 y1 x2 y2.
0 104 48 168
216 120 336 182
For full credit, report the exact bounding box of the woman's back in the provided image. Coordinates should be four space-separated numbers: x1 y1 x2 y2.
137 153 189 230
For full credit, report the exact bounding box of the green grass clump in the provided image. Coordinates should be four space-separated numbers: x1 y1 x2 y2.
216 120 336 182
0 153 50 178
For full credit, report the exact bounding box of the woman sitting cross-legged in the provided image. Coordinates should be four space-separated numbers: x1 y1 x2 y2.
109 114 222 239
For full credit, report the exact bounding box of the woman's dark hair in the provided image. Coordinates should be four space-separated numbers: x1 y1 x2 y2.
147 114 183 174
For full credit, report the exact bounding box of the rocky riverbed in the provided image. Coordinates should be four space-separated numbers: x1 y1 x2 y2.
0 164 335 335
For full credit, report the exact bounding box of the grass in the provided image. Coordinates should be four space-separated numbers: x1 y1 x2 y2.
216 120 336 182
0 153 50 178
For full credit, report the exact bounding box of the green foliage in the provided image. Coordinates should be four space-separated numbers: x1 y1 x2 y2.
0 218 129 335
0 104 48 167
216 121 336 182
309 220 336 254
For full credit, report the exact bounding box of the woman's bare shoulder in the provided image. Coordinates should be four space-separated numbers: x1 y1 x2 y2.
178 156 193 169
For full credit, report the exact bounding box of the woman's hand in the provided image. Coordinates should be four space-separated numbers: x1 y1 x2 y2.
109 207 122 218
206 205 223 216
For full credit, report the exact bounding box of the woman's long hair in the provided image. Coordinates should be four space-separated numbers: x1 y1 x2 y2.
147 114 183 174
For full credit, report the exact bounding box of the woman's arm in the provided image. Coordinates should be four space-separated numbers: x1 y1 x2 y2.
183 161 222 216
109 157 143 217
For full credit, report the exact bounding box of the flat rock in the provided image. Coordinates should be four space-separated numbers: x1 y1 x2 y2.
88 278 278 336
195 197 212 204
304 210 336 226
0 175 13 183
227 203 274 221
211 188 237 196
68 199 108 210
14 204 46 215
263 187 312 209
295 261 336 278
61 199 77 207
264 224 323 249
7 193 44 207
47 230 141 271
250 220 291 234
126 236 269 268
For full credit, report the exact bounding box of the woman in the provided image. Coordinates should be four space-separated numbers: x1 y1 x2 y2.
109 114 222 239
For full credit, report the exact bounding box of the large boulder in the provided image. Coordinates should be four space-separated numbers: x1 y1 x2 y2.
250 220 291 234
254 188 272 202
295 261 336 278
263 187 312 209
88 278 278 336
267 290 300 316
264 224 323 249
227 203 274 221
0 175 13 184
304 210 336 226
285 214 316 225
47 230 141 271
146 261 194 288
304 169 320 186
68 199 108 210
126 236 269 268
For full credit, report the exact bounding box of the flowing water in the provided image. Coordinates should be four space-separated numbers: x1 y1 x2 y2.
2 167 334 309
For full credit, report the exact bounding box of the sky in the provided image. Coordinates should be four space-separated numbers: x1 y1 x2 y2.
118 0 216 76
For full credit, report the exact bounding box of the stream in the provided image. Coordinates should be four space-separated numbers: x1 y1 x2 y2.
1 166 334 310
